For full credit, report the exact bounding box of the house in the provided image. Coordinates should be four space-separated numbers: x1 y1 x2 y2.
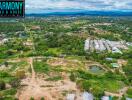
0 38 8 45
111 63 120 68
31 26 41 31
94 40 100 51
117 59 127 66
102 96 112 100
112 47 122 54
101 96 109 100
126 42 132 47
84 39 90 51
98 40 106 51
82 92 93 100
105 58 113 61
66 93 75 100
126 98 132 100
18 32 27 38
23 40 33 46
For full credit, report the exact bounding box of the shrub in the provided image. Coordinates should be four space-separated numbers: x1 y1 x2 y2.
0 80 6 90
41 97 45 100
70 73 76 82
76 80 91 91
30 97 34 100
0 92 4 99
15 70 25 79
91 86 104 98
126 88 132 98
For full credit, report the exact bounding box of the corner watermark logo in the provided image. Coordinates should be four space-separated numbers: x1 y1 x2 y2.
0 0 25 18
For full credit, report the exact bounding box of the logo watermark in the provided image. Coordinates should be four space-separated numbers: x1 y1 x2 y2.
0 0 25 18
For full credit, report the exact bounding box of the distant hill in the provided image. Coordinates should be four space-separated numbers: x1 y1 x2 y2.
26 11 132 17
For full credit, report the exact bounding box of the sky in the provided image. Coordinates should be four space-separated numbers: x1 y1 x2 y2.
25 0 132 13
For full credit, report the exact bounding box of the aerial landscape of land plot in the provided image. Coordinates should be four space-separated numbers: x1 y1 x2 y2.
0 16 132 100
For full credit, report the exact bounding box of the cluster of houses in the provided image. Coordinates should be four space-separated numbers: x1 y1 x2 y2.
66 92 132 100
88 23 113 27
84 39 131 54
66 92 93 100
66 92 118 100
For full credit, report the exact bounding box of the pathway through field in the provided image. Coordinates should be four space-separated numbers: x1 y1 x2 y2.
16 57 53 100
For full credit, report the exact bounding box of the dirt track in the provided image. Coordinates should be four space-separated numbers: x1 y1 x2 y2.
16 57 53 100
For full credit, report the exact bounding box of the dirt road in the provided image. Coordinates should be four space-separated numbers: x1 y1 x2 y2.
16 57 53 100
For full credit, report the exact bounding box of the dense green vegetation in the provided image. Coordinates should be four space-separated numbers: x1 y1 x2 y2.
0 22 24 32
34 33 85 56
126 88 132 98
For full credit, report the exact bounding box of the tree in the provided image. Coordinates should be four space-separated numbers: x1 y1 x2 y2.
0 80 6 90
91 86 104 98
70 73 76 82
4 62 8 67
82 81 91 91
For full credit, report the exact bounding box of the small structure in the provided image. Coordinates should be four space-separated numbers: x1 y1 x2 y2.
31 26 41 31
84 39 90 51
126 98 132 100
94 40 100 51
23 40 33 46
111 63 120 68
101 96 109 100
112 47 122 54
98 39 106 51
18 32 27 38
0 38 8 45
126 42 132 47
66 93 75 100
82 92 93 100
105 58 113 61
117 59 127 67
59 54 66 58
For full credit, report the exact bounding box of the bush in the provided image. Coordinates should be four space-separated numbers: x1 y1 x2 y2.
70 73 76 82
0 80 6 90
41 97 45 100
76 80 91 91
126 88 132 98
91 86 104 98
30 97 34 100
15 70 25 79
0 92 4 99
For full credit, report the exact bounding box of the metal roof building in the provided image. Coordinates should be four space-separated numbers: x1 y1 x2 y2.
82 92 93 100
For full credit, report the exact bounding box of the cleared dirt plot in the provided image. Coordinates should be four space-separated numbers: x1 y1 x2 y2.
47 58 86 71
16 58 80 100
0 58 29 73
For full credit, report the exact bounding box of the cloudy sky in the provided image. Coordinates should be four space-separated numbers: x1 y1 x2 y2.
25 0 132 13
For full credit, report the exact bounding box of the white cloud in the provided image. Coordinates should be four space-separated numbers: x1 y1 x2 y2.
25 0 132 13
